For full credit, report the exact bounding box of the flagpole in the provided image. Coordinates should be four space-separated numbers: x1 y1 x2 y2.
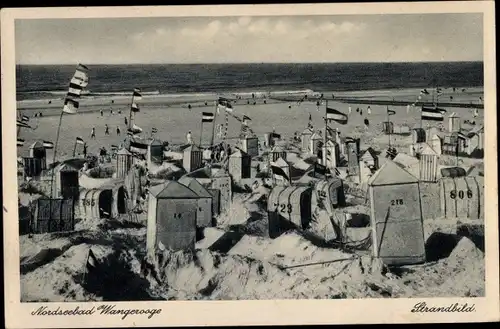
72 140 77 157
211 97 218 147
128 92 135 130
387 106 391 148
49 111 65 199
323 100 328 167
199 121 204 147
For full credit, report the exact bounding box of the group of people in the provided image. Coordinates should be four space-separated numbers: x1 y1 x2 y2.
90 124 122 139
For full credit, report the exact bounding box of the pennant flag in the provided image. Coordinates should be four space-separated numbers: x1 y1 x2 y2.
151 127 158 133
420 89 430 95
17 120 31 129
17 138 25 147
326 107 348 125
63 98 80 114
437 108 447 114
129 140 148 152
271 132 281 139
421 107 444 121
73 64 89 82
387 107 396 116
326 126 336 139
131 102 140 112
86 248 98 272
217 97 233 112
270 163 290 182
133 88 142 100
76 137 85 145
21 115 30 122
202 112 215 123
242 115 252 125
43 141 54 149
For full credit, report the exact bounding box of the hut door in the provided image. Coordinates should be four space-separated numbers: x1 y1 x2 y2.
117 187 127 214
99 190 113 218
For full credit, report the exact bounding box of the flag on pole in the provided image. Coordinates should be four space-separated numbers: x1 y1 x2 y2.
387 107 396 116
43 141 55 149
271 132 281 139
133 88 142 100
62 64 89 114
16 120 31 129
326 107 348 125
111 145 119 151
270 163 290 182
129 140 148 152
151 127 158 133
217 97 233 112
421 107 444 121
242 115 251 125
63 98 80 114
420 89 430 95
128 124 143 134
17 138 25 147
131 102 140 112
76 137 85 145
21 115 30 122
202 112 215 123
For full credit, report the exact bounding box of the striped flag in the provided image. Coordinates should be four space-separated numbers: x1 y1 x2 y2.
86 248 98 273
128 124 143 135
111 144 119 151
326 107 348 125
17 138 25 147
17 120 31 129
242 115 251 125
130 140 148 153
421 107 444 121
131 102 140 112
63 98 80 114
76 137 85 145
43 141 54 149
202 112 215 123
217 97 233 113
387 107 396 116
151 127 158 133
133 88 142 100
62 64 89 114
271 132 281 139
21 115 30 122
420 89 430 95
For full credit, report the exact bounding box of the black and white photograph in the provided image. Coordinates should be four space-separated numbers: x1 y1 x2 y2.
2 2 499 327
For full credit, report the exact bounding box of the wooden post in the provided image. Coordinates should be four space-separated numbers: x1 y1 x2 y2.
323 100 328 167
211 98 218 147
199 121 204 147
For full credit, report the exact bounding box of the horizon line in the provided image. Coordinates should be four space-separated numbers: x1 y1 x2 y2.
16 60 484 66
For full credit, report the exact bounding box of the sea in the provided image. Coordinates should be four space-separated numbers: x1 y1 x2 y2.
16 62 483 101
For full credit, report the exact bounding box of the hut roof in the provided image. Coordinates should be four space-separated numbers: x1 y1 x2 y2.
59 158 87 171
310 131 323 140
368 159 419 186
183 144 201 152
178 176 212 198
148 139 163 146
431 134 442 141
271 145 286 153
117 148 132 155
393 153 419 167
149 180 199 199
185 167 212 179
230 148 249 158
449 112 461 118
273 157 289 167
29 140 44 149
420 143 438 155
301 127 314 135
361 147 378 160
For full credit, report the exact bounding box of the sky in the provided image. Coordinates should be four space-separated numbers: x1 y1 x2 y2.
15 13 483 64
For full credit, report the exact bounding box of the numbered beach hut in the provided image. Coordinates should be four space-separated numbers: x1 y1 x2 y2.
178 176 213 228
147 180 199 254
439 176 484 220
267 185 313 238
313 177 346 214
368 160 425 265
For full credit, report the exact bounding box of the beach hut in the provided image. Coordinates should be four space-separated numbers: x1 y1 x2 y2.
313 177 346 214
309 131 323 156
207 188 221 217
29 141 47 163
270 145 287 162
228 149 252 181
412 128 426 144
300 127 314 153
368 160 425 265
439 176 484 220
346 140 359 177
271 157 291 186
267 185 313 238
183 144 203 173
116 148 133 179
77 188 114 220
440 166 467 178
263 133 272 148
360 147 379 169
53 163 80 199
431 134 442 155
448 112 461 133
22 157 45 178
211 168 232 214
450 132 468 155
419 144 439 182
178 176 213 228
147 139 164 168
382 121 394 135
240 136 259 157
146 181 199 254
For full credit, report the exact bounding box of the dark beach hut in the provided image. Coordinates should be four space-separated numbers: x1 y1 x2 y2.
178 176 213 228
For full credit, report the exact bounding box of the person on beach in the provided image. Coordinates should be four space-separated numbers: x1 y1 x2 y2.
116 126 121 135
124 117 128 126
118 109 122 114
110 109 114 115
100 110 103 117
105 124 110 135
186 131 193 144
348 106 352 114
83 143 88 157
90 127 96 139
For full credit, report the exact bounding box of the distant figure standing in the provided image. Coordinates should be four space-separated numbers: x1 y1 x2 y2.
367 106 371 115
124 117 128 126
360 110 363 115
105 124 110 135
83 143 88 157
186 131 193 144
110 109 114 115
116 126 121 135
118 109 122 114
90 127 96 139
348 106 352 114
100 110 104 117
